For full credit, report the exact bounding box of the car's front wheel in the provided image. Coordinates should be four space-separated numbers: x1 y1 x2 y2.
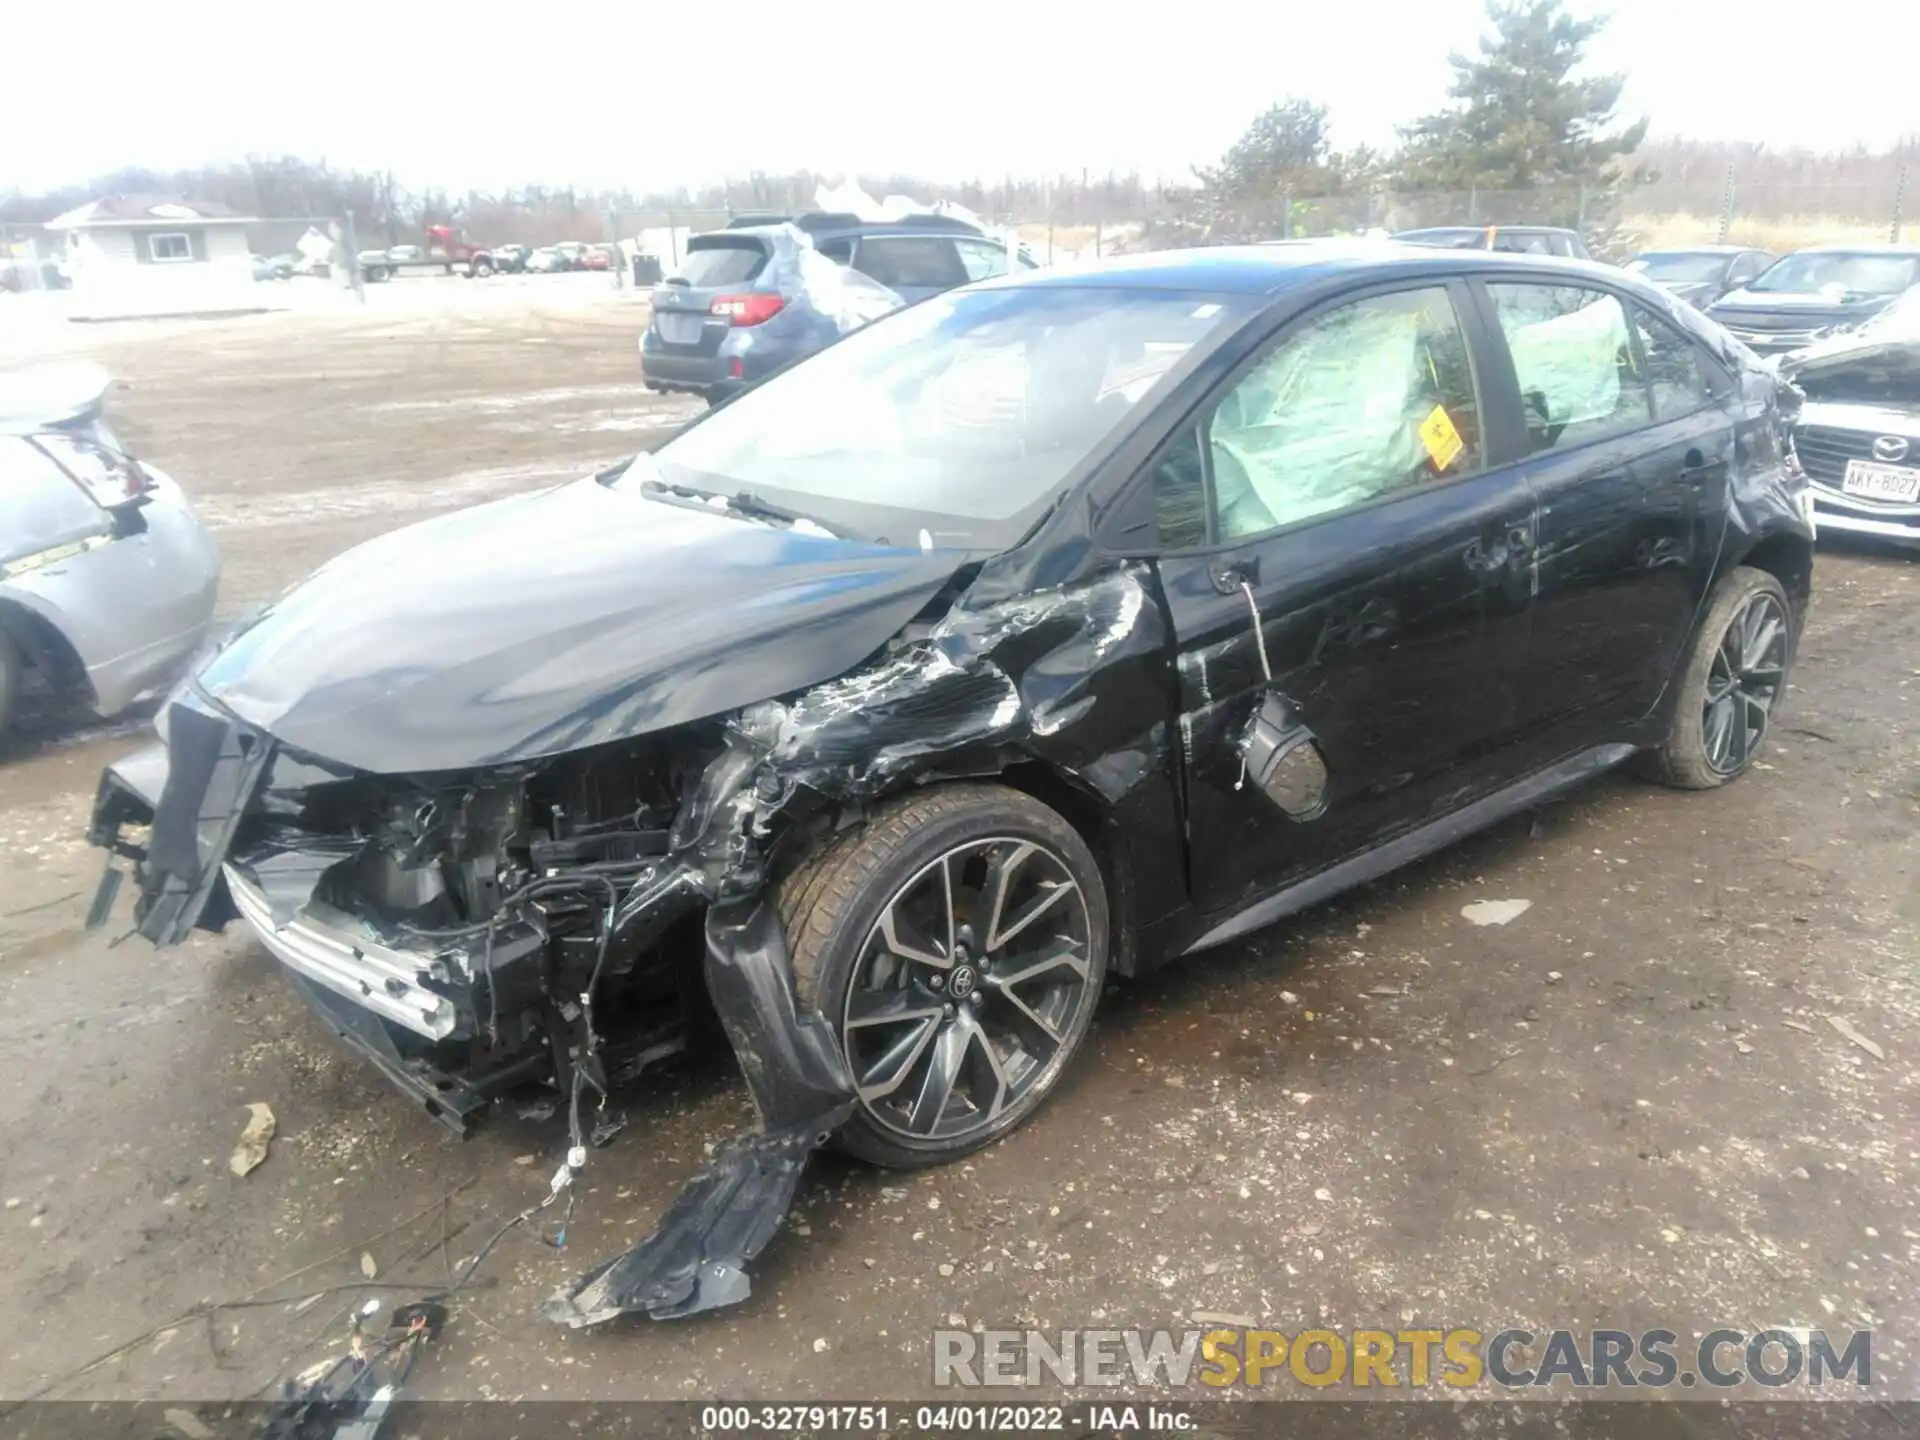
778 785 1109 1168
1641 565 1794 789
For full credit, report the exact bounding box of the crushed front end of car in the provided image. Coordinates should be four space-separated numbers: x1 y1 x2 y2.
85 461 1172 1326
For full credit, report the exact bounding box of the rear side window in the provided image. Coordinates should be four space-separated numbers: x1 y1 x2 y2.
955 238 1013 282
674 238 767 287
1487 283 1652 453
853 236 970 289
1630 304 1728 418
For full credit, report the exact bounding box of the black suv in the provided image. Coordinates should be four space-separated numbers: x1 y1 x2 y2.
642 211 1037 403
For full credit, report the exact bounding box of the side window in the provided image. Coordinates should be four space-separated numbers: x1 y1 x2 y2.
814 237 855 265
1629 303 1727 418
851 236 970 290
1731 252 1768 286
954 238 1012 282
1148 428 1209 548
1487 283 1652 454
1199 286 1484 541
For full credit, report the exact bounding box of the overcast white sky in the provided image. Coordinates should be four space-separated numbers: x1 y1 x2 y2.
7 0 1917 194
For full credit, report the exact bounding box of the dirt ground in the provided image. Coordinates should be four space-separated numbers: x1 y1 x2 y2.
0 283 1914 1412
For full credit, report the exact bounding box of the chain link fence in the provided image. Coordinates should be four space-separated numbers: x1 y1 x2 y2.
993 167 1913 265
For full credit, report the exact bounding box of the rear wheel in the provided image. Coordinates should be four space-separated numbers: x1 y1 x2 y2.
1641 566 1793 789
777 785 1109 1168
472 257 494 278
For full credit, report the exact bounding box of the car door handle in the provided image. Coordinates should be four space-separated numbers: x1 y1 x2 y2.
1463 538 1509 575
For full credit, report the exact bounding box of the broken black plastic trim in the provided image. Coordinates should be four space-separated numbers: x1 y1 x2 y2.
544 899 856 1325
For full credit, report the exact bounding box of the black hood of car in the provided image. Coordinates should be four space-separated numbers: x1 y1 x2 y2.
195 476 974 774
1706 289 1896 328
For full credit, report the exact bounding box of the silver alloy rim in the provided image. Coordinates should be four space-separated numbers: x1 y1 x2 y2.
1704 591 1788 777
841 836 1095 1142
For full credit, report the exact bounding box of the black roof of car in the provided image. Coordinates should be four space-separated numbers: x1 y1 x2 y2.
988 240 1616 295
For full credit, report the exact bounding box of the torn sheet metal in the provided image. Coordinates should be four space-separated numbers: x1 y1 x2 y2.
543 567 1171 1326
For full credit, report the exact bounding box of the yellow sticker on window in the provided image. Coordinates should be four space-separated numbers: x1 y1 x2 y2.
1419 404 1465 471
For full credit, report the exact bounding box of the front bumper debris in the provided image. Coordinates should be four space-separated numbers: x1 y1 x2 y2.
87 696 271 946
544 898 858 1325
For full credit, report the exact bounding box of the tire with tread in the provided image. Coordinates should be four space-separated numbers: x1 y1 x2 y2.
0 628 20 737
1639 565 1793 790
774 783 1109 1169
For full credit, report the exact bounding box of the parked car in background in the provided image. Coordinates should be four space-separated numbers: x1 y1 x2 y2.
0 364 219 738
488 243 531 274
642 211 1034 404
1705 245 1920 354
251 254 295 282
1392 225 1592 261
91 244 1809 1329
526 242 590 274
1626 246 1774 309
1778 291 1920 546
1 257 71 292
583 244 614 272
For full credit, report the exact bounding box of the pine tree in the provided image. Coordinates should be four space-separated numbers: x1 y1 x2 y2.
1398 0 1647 190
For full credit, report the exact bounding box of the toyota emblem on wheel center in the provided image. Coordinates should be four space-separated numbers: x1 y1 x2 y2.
1872 435 1911 463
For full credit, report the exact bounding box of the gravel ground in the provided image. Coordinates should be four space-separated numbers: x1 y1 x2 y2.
0 287 1913 1414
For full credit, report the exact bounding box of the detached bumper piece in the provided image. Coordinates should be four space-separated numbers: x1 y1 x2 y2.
544 899 858 1325
543 1128 819 1325
87 699 272 945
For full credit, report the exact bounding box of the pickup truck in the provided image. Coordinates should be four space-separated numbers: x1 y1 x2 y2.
356 225 502 281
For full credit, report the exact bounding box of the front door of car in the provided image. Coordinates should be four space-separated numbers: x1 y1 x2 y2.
1475 280 1727 768
1145 281 1538 918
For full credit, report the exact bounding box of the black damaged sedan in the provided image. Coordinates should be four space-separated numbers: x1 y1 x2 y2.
89 243 1813 1326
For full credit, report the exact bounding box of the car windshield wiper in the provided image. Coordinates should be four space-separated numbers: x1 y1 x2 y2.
643 479 844 537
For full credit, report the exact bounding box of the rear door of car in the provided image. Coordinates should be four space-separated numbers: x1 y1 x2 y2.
849 233 972 301
1141 277 1539 916
650 235 771 359
1470 274 1728 769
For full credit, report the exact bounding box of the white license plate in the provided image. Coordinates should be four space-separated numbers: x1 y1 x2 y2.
656 312 705 345
1841 459 1920 503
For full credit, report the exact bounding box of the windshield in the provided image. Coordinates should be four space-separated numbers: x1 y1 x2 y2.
1747 252 1919 298
634 285 1248 546
1628 253 1730 283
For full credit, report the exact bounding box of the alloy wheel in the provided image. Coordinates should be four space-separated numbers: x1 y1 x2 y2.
1702 590 1788 777
840 837 1096 1143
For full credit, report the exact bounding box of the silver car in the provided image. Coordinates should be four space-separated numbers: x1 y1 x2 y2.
0 363 220 735
1778 292 1920 546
